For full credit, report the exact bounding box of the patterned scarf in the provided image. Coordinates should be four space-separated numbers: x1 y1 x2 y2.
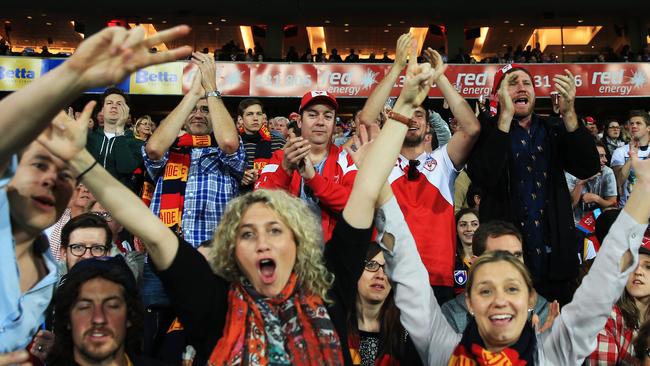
209 273 343 366
158 133 217 235
448 318 536 366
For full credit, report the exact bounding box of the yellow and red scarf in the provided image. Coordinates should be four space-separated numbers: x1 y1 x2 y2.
209 273 343 366
158 134 216 235
448 319 536 366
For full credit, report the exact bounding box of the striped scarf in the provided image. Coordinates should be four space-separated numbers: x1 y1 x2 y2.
158 133 216 235
209 273 343 366
448 318 535 366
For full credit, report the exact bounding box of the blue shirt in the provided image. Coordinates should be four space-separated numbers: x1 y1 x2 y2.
509 117 550 279
143 138 246 247
0 188 58 352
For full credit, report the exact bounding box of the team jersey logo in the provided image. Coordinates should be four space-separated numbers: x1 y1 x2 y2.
423 158 437 172
454 270 468 286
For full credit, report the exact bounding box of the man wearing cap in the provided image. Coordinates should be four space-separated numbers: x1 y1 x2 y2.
47 256 147 365
256 90 357 241
467 64 600 305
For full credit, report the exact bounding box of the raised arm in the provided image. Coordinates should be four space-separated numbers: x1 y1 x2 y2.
543 155 650 364
423 48 480 169
38 107 179 271
146 71 204 160
0 25 191 168
343 41 434 227
191 52 240 154
357 33 412 126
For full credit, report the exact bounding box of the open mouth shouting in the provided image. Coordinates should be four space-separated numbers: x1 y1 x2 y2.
32 195 55 211
258 258 277 284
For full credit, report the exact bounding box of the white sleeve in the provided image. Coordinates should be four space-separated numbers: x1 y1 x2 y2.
610 146 626 168
376 196 461 366
541 209 646 364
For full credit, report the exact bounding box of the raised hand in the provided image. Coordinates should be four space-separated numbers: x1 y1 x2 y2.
298 155 316 180
553 69 576 115
394 33 414 70
344 123 380 168
37 101 95 161
187 68 206 98
65 25 192 89
397 41 434 108
191 52 218 93
532 300 560 333
422 47 447 85
281 130 311 174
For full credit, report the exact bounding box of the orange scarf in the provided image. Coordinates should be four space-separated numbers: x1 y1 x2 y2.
209 273 343 366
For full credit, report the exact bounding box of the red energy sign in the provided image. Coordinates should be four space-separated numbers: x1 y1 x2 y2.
178 62 650 98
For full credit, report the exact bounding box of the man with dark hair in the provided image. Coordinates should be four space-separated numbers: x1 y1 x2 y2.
236 98 285 192
467 63 600 305
59 213 113 271
86 87 143 192
471 220 524 258
566 141 617 224
256 90 357 242
441 220 551 333
48 256 145 365
612 110 650 207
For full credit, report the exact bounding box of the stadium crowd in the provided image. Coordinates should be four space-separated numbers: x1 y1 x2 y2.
1 23 650 366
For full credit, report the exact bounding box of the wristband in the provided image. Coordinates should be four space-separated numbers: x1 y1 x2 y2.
76 161 98 181
386 110 415 126
205 90 222 98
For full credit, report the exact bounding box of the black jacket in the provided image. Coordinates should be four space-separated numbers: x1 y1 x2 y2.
466 113 599 281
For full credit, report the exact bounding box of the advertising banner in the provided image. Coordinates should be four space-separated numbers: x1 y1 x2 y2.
0 56 44 91
1 56 649 99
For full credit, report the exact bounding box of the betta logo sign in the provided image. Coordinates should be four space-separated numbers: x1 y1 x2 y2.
0 67 36 80
135 70 179 83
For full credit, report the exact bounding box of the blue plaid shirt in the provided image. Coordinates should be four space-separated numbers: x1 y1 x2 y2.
142 139 245 247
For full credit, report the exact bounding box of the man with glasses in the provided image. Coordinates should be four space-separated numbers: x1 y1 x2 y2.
59 213 113 271
141 53 244 362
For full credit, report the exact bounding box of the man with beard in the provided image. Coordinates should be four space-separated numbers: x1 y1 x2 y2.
466 64 599 305
48 256 150 366
384 48 481 304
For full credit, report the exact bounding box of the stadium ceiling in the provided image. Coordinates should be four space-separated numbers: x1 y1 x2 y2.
1 0 647 27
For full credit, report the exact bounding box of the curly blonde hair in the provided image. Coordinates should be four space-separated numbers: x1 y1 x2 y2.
133 115 154 140
209 189 334 301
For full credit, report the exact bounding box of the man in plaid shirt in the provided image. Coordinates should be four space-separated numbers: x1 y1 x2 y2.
140 53 244 362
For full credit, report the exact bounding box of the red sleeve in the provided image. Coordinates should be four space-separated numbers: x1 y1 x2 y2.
304 157 357 213
254 150 292 190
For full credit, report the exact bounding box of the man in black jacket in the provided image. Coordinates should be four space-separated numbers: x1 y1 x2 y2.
467 64 599 305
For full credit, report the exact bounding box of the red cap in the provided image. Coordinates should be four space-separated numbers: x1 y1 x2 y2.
584 116 596 123
641 226 650 255
489 63 525 117
288 112 300 121
299 91 339 113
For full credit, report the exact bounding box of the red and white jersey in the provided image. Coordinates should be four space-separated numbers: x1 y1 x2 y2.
389 146 460 287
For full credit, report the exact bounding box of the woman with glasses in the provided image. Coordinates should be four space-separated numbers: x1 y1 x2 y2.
602 119 626 159
133 115 156 142
38 44 437 365
349 244 423 365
